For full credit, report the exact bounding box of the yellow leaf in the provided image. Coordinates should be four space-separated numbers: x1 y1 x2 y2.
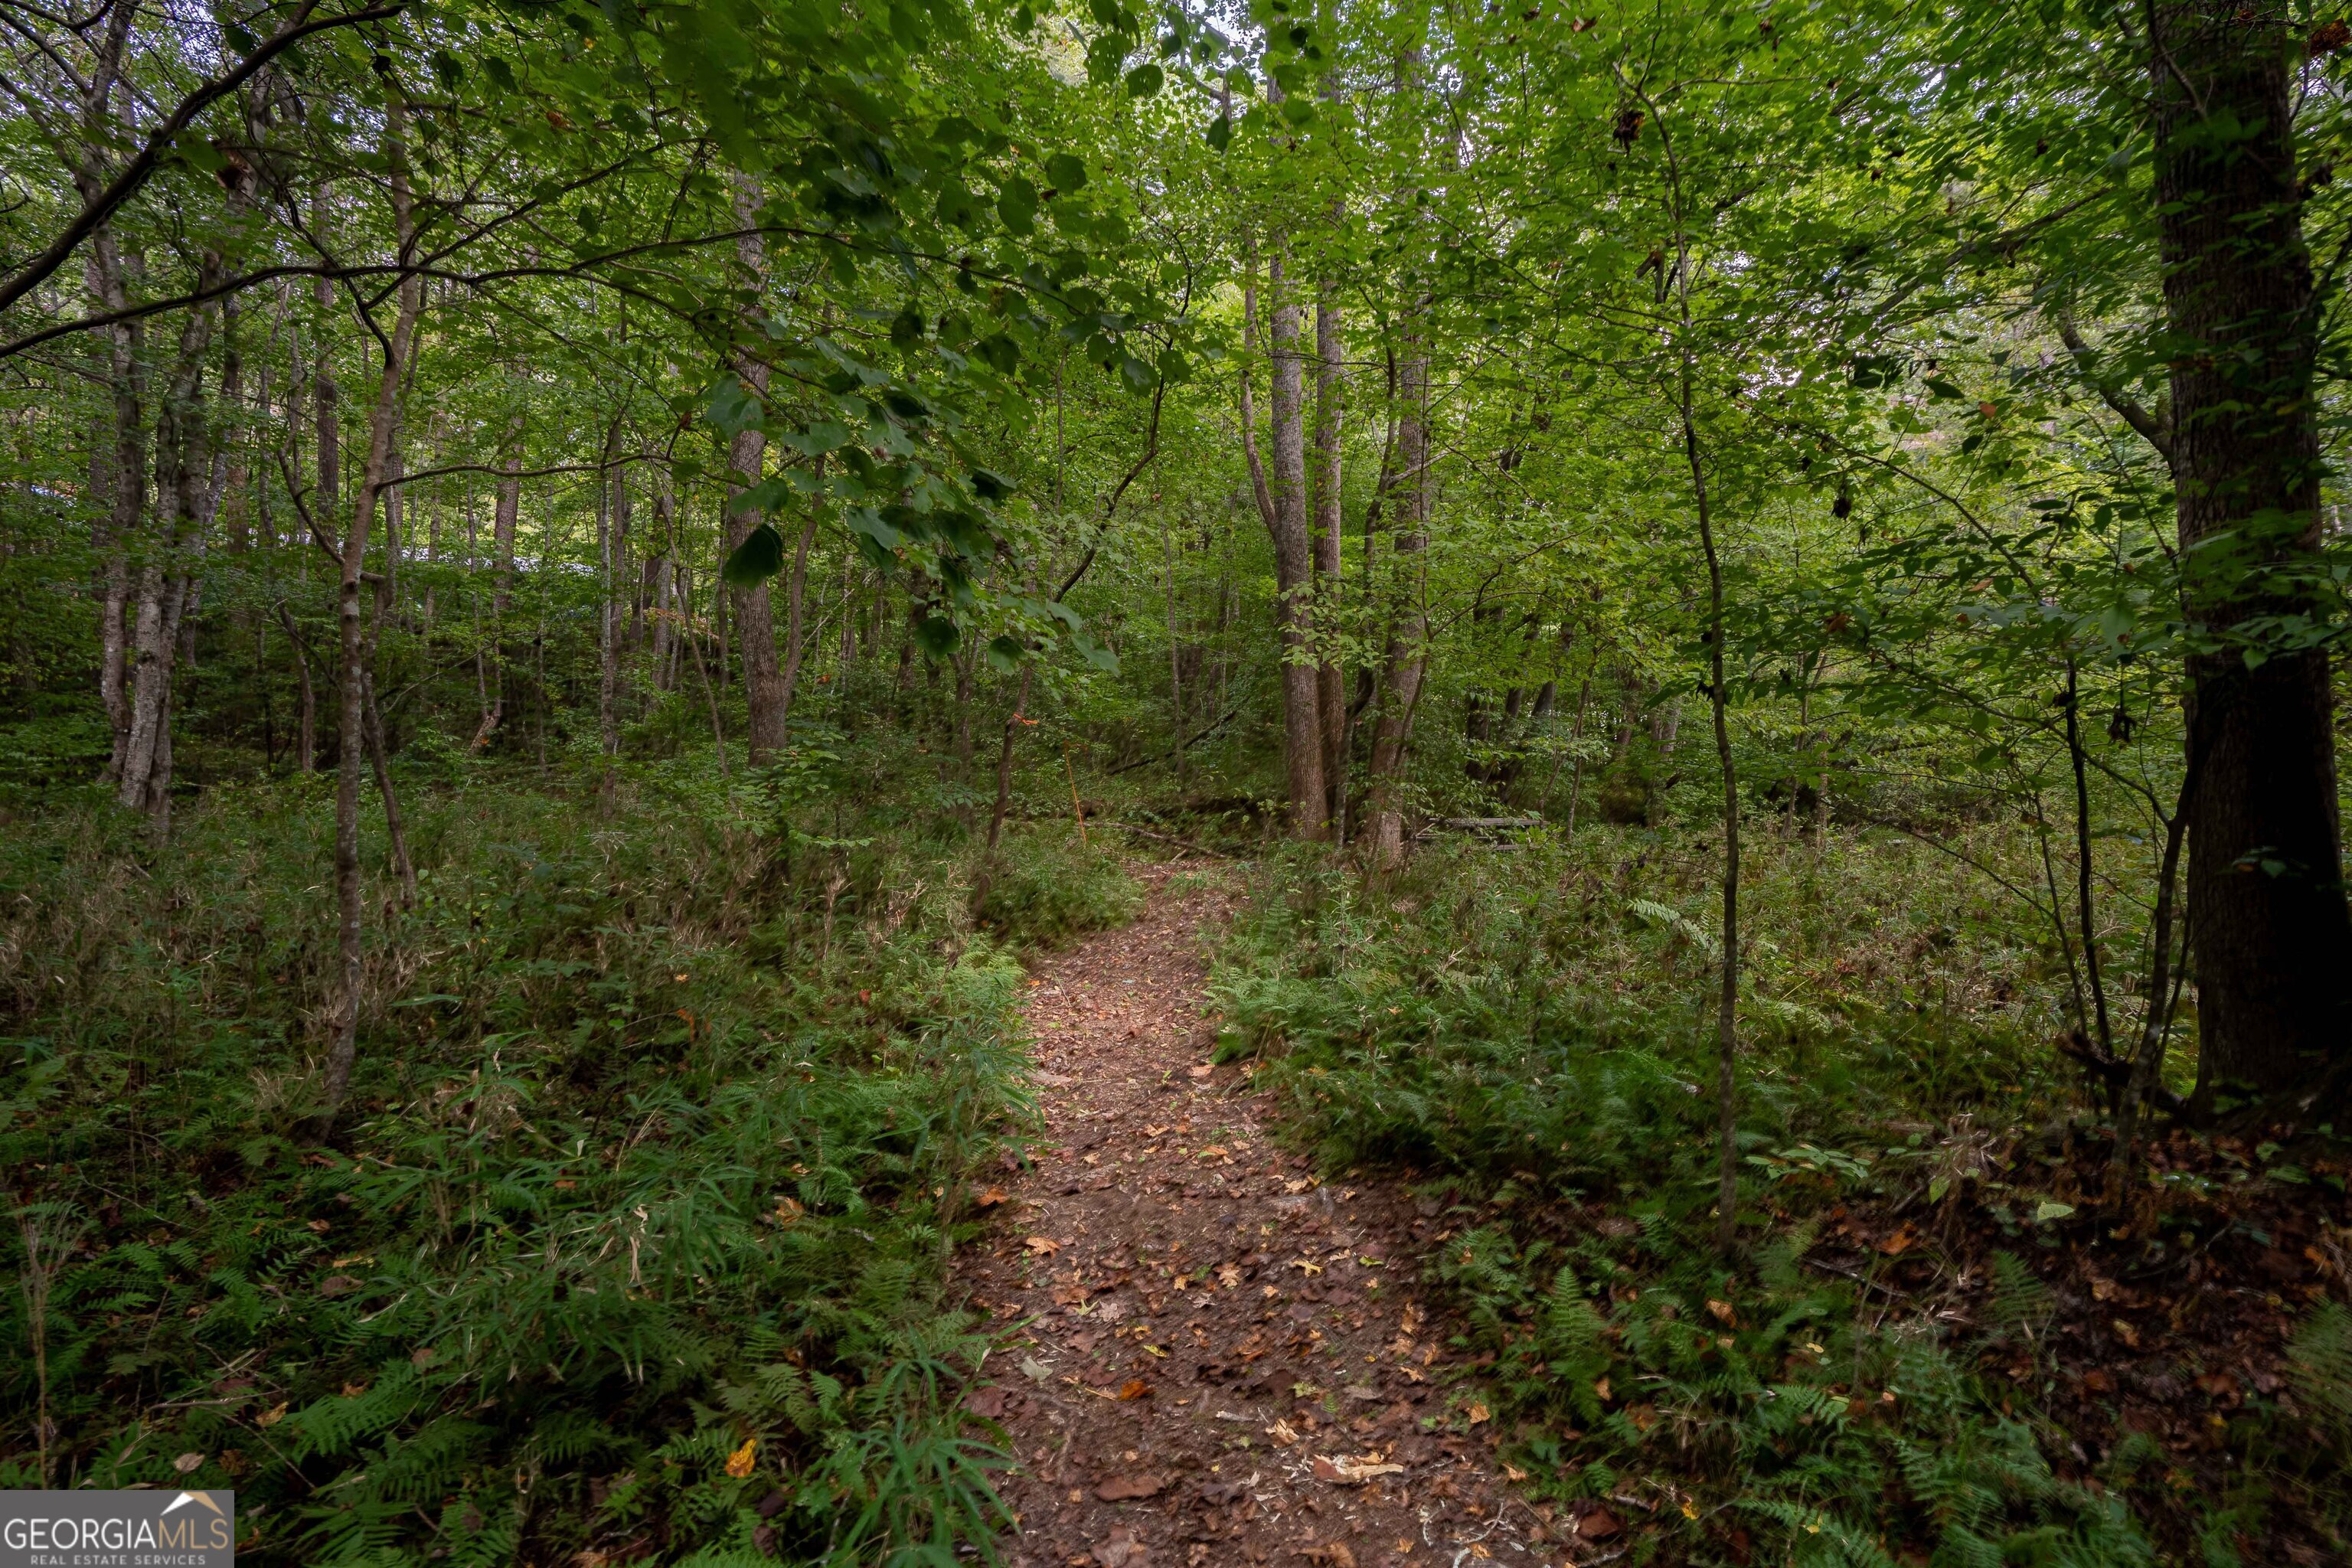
256 1403 288 1428
725 1436 757 1478
1465 1401 1490 1426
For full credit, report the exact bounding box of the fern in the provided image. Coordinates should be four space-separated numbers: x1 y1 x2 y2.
2288 1300 2352 1457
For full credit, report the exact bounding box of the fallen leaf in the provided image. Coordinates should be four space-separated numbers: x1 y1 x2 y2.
973 1187 1009 1209
1707 1298 1737 1325
726 1436 757 1478
1877 1226 1916 1256
1592 1377 1612 1403
1187 1064 1214 1079
1094 1473 1167 1501
1217 1263 1243 1288
1400 1305 1424 1335
256 1403 287 1428
1626 1403 1658 1432
2111 1318 2142 1350
410 1346 436 1368
1503 1462 1529 1481
172 1452 204 1475
1094 1526 1140 1567
1314 1453 1406 1484
1465 1401 1491 1426
318 1275 361 1298
1197 1145 1229 1158
1118 1379 1152 1400
1298 1544 1357 1567
1020 1355 1054 1383
1027 1236 1063 1256
1579 1505 1622 1539
2080 1367 2115 1394
306 1219 331 1234
2195 1371 2237 1401
965 1386 1008 1418
2089 1273 2120 1302
1267 1419 1301 1447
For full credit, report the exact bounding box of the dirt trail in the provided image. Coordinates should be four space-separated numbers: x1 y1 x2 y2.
959 866 1563 1568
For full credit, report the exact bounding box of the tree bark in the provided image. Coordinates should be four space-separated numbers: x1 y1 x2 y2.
727 178 789 761
1312 292 1348 835
1364 318 1429 868
1240 247 1327 839
2148 2 2352 1102
318 111 423 1136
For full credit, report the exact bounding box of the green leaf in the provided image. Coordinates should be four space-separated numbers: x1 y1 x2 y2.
913 614 961 658
986 634 1026 673
998 176 1038 236
890 306 926 349
971 468 1016 500
2033 1200 2074 1223
720 522 786 586
1125 62 1165 97
1046 152 1087 191
1205 113 1232 151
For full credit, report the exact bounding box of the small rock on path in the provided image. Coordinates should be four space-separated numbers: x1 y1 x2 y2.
958 865 1568 1568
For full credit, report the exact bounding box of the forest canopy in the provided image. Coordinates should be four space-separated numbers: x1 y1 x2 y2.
6 0 2352 1562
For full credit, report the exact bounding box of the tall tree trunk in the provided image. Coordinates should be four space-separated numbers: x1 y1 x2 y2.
596 416 623 808
117 284 225 827
472 398 521 749
1364 317 1429 868
1240 247 1327 839
2148 3 2352 1104
727 178 789 761
277 600 316 772
1312 293 1347 836
318 113 423 1137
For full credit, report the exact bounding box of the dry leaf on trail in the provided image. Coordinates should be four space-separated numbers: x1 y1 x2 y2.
1299 1544 1357 1566
1266 1418 1300 1447
972 1186 1009 1208
1707 1298 1737 1325
1196 1145 1229 1158
256 1402 287 1428
1187 1063 1214 1078
1034 1072 1075 1088
1578 1505 1623 1539
1093 1473 1167 1501
1093 1526 1140 1567
1217 1263 1243 1288
1026 1236 1063 1256
964 1386 1008 1418
1465 1401 1491 1426
1878 1225 1917 1256
1503 1462 1530 1481
1399 1303 1423 1335
172 1452 204 1475
1592 1377 1612 1403
1627 1403 1658 1432
1314 1452 1405 1485
1118 1379 1152 1400
725 1437 757 1478
1019 1355 1054 1383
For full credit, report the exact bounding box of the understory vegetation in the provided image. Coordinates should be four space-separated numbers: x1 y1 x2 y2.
0 766 1136 1563
1217 832 2352 1565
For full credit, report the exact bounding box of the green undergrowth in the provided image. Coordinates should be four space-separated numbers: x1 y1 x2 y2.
972 830 1145 949
0 760 1089 1566
1213 827 2164 1566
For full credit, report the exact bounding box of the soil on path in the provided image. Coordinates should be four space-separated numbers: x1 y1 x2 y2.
959 867 1569 1568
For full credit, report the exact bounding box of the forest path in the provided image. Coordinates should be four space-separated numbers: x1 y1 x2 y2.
959 864 1560 1568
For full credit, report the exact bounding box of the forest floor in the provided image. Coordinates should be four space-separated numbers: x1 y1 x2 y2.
958 865 1561 1568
